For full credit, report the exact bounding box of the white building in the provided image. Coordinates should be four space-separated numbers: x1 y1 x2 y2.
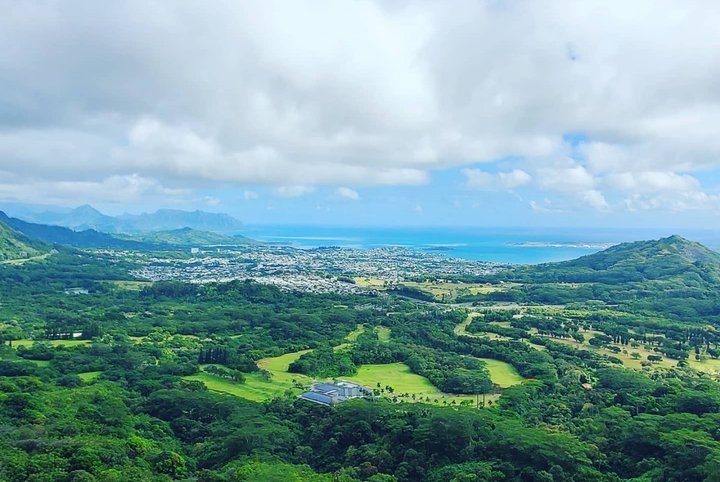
299 381 373 406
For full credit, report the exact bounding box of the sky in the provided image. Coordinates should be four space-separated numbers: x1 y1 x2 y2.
1 0 720 228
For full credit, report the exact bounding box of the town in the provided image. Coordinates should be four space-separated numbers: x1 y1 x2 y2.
122 245 508 294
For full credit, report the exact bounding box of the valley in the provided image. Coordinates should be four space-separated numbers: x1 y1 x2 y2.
1 219 720 481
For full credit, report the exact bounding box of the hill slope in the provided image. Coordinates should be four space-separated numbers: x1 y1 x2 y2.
491 236 720 323
124 227 258 246
0 220 47 261
501 235 720 284
0 211 152 250
0 212 258 250
15 205 245 234
117 209 244 233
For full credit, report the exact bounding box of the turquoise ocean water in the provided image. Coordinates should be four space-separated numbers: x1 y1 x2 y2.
241 225 720 265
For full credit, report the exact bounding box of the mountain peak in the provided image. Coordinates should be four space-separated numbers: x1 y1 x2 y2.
73 204 101 213
501 235 720 285
8 206 244 234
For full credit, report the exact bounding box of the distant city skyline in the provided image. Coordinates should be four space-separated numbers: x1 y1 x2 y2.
1 1 720 229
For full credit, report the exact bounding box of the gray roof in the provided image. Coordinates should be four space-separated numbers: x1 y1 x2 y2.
313 383 340 394
300 392 334 406
336 381 361 388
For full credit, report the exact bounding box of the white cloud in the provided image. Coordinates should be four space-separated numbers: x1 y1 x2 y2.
529 199 568 213
336 187 360 201
605 171 701 193
463 169 531 190
0 174 184 206
579 190 610 211
243 190 259 200
537 166 596 192
274 185 315 198
1 0 720 211
623 192 720 212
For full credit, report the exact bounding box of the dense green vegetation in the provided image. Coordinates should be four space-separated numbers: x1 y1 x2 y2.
471 235 720 325
119 227 257 246
2 236 720 480
0 220 46 261
0 212 151 250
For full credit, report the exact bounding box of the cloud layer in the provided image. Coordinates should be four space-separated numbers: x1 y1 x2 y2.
1 0 719 215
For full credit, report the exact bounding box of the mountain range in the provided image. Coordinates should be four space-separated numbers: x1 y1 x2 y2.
0 211 256 251
5 204 245 234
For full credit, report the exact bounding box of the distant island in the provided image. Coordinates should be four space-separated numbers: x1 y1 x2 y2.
510 241 618 249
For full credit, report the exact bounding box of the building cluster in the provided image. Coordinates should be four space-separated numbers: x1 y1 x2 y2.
124 245 506 294
299 381 373 406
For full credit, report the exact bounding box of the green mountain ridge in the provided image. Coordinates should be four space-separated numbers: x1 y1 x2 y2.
0 220 47 261
488 235 720 324
501 235 720 284
0 211 259 250
11 204 246 234
122 227 259 246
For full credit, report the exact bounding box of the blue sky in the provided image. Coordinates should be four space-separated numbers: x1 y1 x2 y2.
1 1 720 228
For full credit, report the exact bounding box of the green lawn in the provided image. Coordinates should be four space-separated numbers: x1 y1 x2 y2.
184 371 302 402
344 363 436 393
375 326 391 343
345 324 365 342
252 352 488 405
192 350 486 405
13 339 91 348
0 252 52 266
532 329 678 370
78 371 102 382
688 357 720 374
108 280 153 291
190 328 509 406
476 358 525 388
258 350 312 378
343 363 493 405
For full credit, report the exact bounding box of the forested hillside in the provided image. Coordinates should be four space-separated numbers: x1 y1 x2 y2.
0 220 46 261
479 236 720 324
1 240 720 481
121 227 257 246
0 211 150 250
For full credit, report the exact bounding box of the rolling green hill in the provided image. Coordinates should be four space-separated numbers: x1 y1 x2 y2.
124 227 259 246
490 236 720 323
503 235 720 284
0 210 152 250
0 220 47 261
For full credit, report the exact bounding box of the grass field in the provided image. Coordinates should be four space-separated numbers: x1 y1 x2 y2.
354 277 386 289
375 326 391 342
202 344 505 406
257 349 313 385
185 371 302 402
454 313 513 342
109 280 153 291
188 318 517 406
78 371 102 382
0 253 52 266
345 324 366 342
402 281 506 302
476 358 525 388
531 328 678 370
13 339 91 348
688 357 720 374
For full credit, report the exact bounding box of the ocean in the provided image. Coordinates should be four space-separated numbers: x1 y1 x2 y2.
241 225 720 265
